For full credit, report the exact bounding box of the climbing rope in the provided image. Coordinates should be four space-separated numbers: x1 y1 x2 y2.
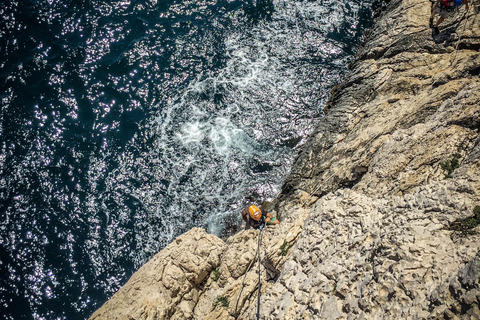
233 256 255 317
233 227 264 319
451 6 471 65
256 228 263 320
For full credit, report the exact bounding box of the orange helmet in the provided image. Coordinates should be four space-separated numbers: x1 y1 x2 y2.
248 205 262 221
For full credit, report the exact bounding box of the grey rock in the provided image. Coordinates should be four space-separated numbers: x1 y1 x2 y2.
459 250 480 288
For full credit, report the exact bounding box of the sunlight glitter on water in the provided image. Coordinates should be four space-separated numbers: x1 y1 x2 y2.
0 0 378 318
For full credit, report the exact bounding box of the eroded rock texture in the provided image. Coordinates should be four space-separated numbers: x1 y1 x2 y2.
280 0 480 201
89 228 226 320
89 0 480 318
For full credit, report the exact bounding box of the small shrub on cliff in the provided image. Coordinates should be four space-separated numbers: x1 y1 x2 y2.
280 240 293 256
474 205 480 216
462 205 480 229
449 205 480 239
211 268 220 281
463 217 479 229
440 156 460 179
216 296 229 308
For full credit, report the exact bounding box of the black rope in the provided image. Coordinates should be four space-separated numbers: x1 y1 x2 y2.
256 228 263 320
233 254 255 318
233 228 264 319
452 9 470 62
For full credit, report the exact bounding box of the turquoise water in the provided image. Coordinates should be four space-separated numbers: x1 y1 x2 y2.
0 0 378 318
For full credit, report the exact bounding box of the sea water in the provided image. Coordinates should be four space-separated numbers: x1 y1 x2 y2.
0 0 378 319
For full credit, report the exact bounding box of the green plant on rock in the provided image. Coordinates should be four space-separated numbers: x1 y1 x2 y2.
474 205 480 217
280 240 293 256
449 205 480 240
216 296 229 308
462 205 480 229
462 217 479 229
332 281 337 296
212 267 220 282
440 156 460 179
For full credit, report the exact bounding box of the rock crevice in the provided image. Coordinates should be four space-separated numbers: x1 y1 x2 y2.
89 0 480 318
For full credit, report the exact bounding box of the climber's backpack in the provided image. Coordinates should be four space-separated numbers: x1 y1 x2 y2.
441 0 463 11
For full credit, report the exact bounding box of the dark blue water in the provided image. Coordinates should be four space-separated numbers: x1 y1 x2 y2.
0 0 378 319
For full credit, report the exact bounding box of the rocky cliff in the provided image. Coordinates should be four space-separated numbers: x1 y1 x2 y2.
89 0 480 318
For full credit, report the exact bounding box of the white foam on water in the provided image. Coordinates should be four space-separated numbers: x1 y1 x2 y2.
1 0 377 318
123 0 375 263
148 0 357 238
177 121 205 144
209 117 250 155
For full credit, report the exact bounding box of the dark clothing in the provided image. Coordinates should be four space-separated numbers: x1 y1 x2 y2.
439 0 456 10
244 208 268 230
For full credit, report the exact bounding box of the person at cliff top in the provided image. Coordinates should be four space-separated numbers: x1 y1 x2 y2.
430 0 469 36
242 204 279 230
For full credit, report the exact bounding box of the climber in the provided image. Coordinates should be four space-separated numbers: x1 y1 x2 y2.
430 0 469 36
242 204 279 230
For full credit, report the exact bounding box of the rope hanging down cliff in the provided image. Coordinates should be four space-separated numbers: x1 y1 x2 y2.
451 5 472 64
256 228 263 320
233 228 264 320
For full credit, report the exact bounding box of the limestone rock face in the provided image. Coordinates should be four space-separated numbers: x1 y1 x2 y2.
257 188 480 319
89 228 226 320
279 0 480 203
90 0 480 318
